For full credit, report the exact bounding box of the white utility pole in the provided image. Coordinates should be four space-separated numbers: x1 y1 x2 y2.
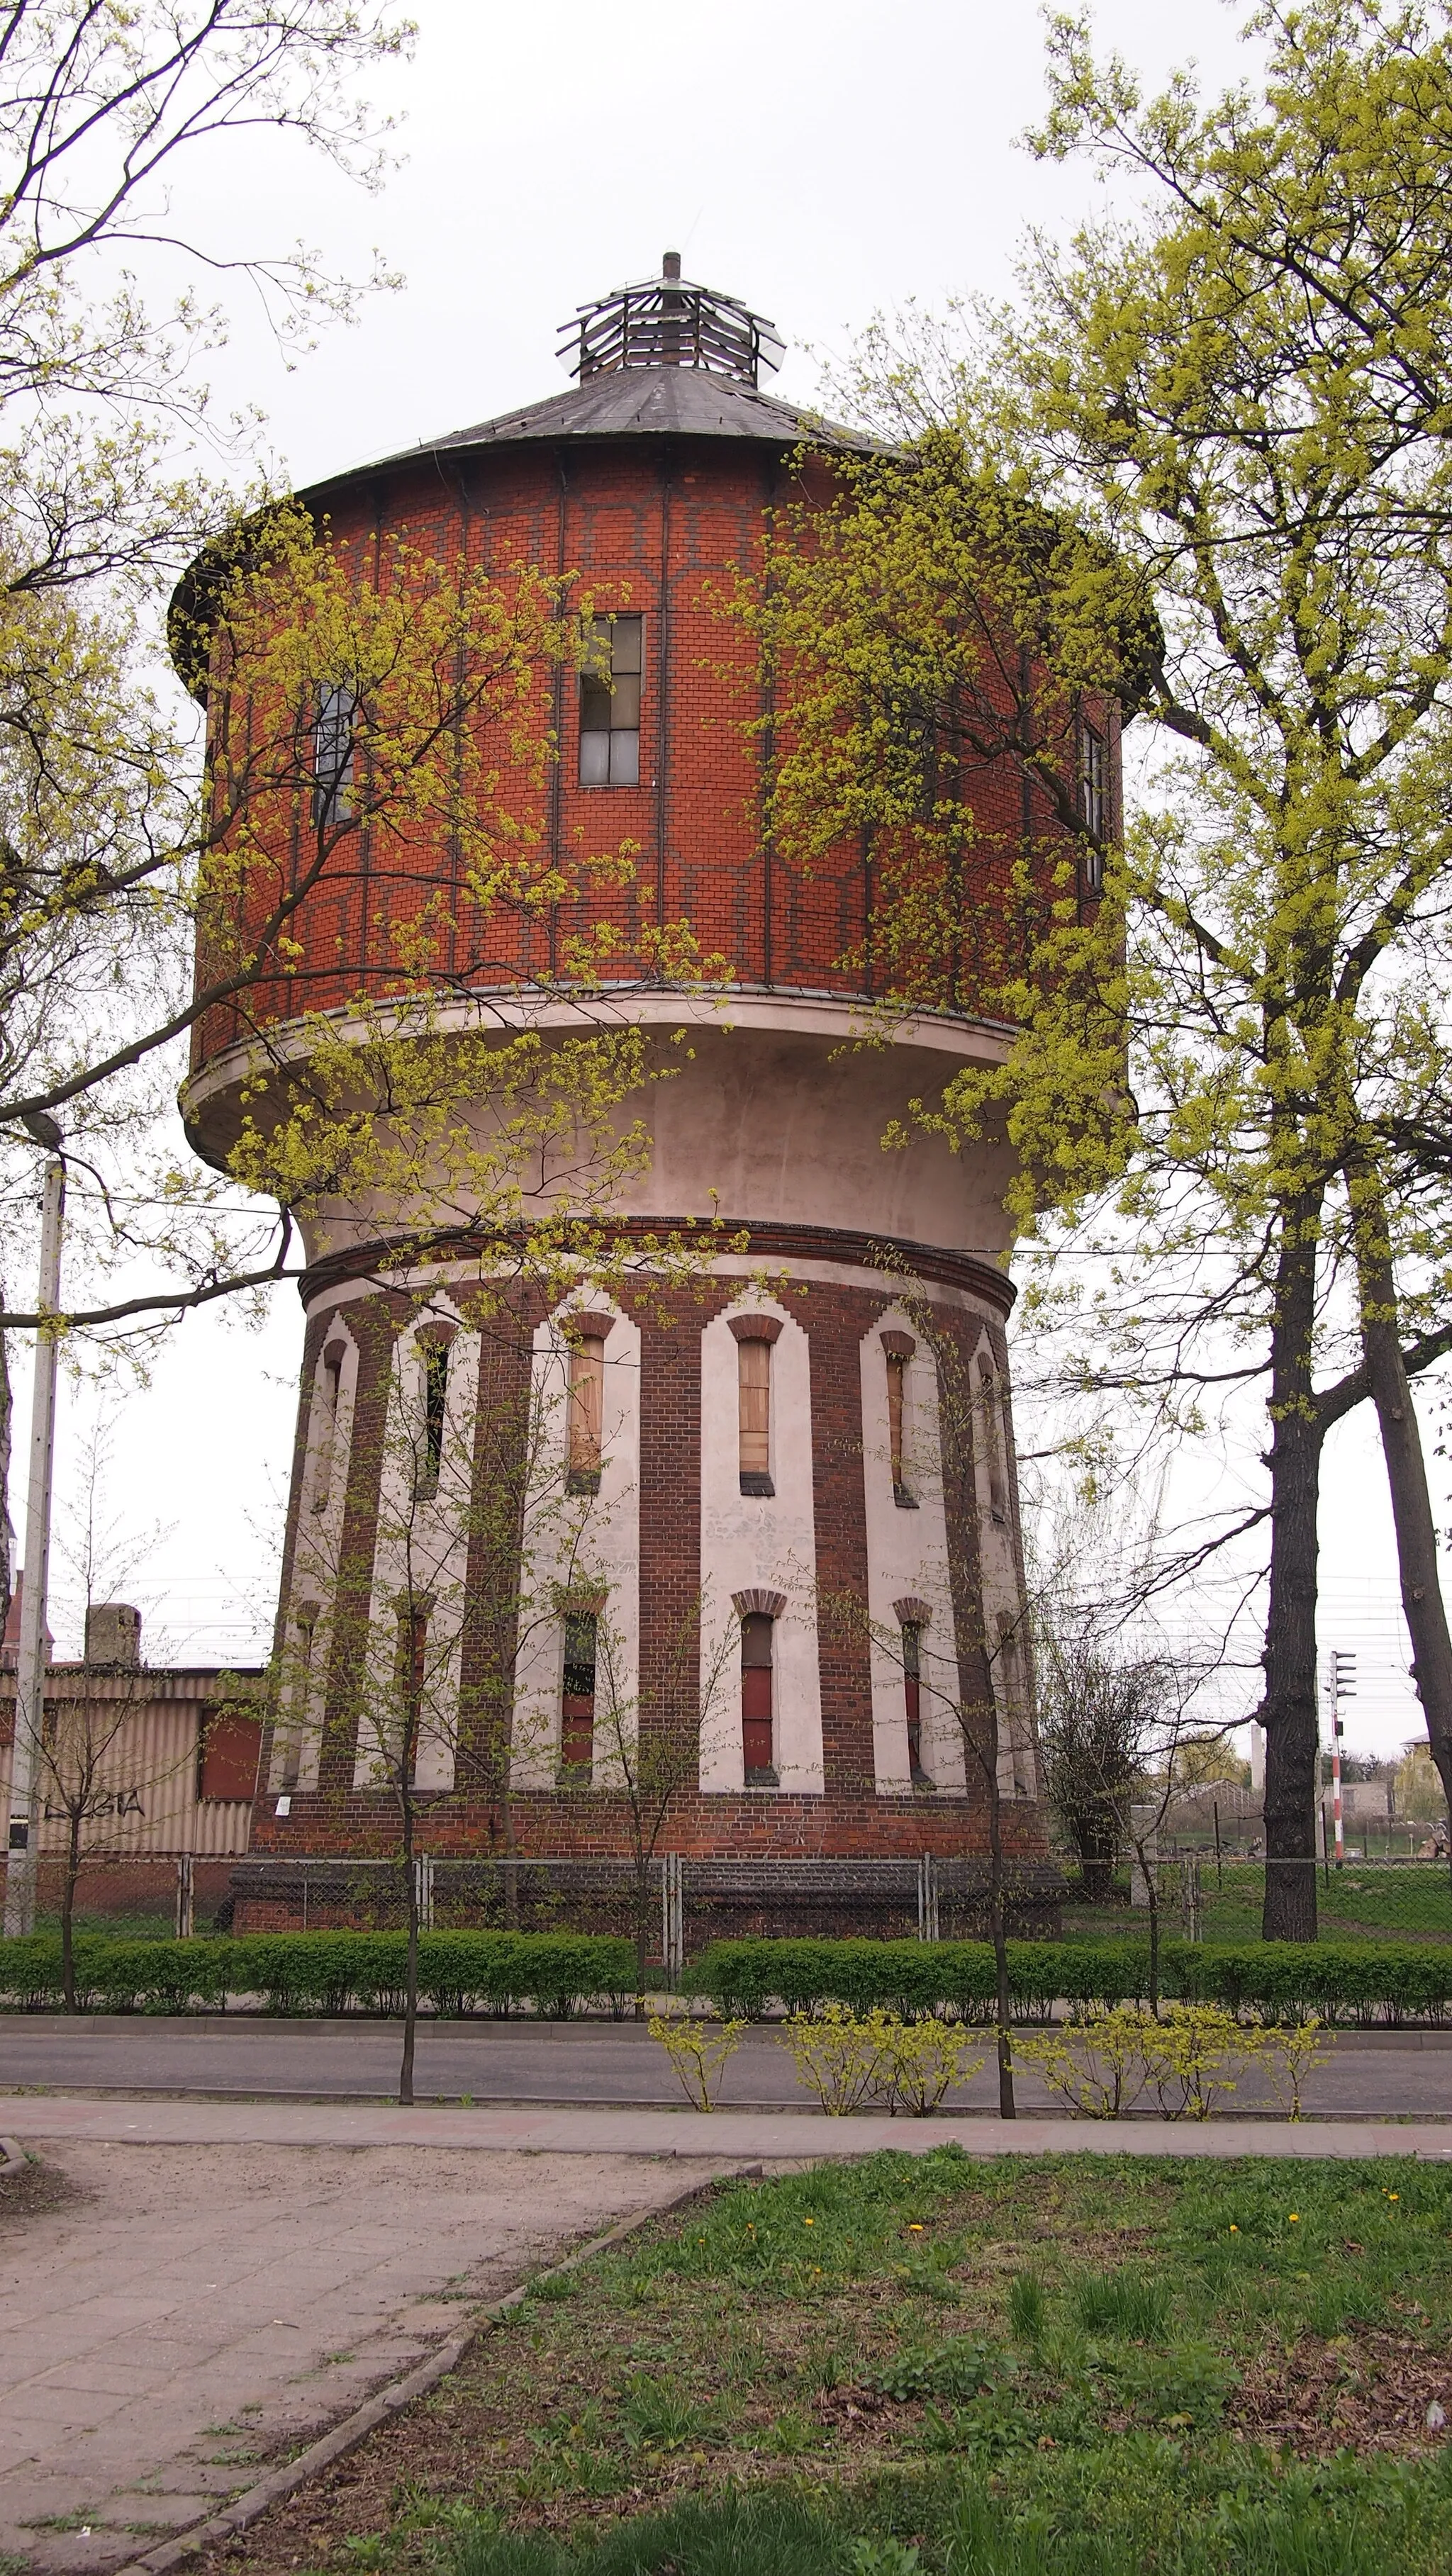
1327 1649 1356 1874
4 1155 65 1938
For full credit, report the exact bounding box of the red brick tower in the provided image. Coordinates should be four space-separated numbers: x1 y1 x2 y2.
182 259 1119 1940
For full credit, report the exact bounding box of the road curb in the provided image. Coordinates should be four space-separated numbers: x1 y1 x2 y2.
108 2161 759 2576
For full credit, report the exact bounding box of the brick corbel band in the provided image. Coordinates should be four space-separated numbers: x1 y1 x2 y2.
879 1330 916 1358
732 1587 788 1618
727 1313 784 1343
893 1596 934 1626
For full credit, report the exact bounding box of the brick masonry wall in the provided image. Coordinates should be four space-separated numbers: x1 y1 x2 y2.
248 1257 1051 1877
191 436 1117 1072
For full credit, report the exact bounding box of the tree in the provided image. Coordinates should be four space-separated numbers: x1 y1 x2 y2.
752 3 1452 1937
0 0 412 1620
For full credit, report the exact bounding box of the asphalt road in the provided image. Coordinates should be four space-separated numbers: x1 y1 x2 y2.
5 2014 1452 2117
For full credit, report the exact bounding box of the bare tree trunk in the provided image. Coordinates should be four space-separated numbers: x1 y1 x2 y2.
978 1686 1015 2119
1348 1161 1452 1864
398 1789 418 2108
62 1810 82 2012
1259 1201 1327 1942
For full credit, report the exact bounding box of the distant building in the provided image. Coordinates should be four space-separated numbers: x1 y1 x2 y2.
0 1590 263 1926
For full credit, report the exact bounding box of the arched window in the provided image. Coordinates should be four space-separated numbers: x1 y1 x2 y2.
567 1331 606 1492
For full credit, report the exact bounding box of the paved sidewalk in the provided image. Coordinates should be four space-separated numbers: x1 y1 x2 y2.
0 2139 723 2575
4 2092 1452 2159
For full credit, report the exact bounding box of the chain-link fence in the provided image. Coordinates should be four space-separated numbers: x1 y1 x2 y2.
6 1846 1451 1960
1061 1852 1452 1945
0 1853 240 1939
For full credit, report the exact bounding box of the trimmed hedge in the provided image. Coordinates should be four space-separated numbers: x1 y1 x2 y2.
0 1930 638 2017
3 1927 1451 2024
681 1934 1452 2027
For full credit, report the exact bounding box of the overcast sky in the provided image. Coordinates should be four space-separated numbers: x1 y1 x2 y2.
16 0 1441 1766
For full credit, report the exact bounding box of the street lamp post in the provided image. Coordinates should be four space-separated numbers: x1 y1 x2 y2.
4 1153 65 1938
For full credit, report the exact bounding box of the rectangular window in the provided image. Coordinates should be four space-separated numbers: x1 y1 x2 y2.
568 1333 606 1491
741 1611 776 1781
737 1338 773 1494
562 1613 597 1773
1079 719 1105 885
903 1623 932 1788
579 614 642 786
313 681 357 827
311 1344 343 1515
417 1340 449 1500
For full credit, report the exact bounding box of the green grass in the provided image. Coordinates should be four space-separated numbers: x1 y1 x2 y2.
1063 1863 1452 1947
254 2149 1452 2576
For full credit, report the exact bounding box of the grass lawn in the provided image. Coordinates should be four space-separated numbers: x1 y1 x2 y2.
1062 1864 1452 1946
199 2149 1452 2576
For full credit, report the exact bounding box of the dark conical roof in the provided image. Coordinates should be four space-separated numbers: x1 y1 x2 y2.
302 255 875 505
305 366 871 507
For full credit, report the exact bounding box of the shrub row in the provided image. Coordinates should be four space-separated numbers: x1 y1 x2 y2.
4 1928 1451 2024
681 1935 1452 2027
0 1930 638 2017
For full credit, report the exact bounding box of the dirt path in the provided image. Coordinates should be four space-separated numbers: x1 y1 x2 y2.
0 2143 722 2575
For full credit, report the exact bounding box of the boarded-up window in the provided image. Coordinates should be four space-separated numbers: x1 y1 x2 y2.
200 1710 263 1801
568 1334 606 1489
737 1337 771 1491
742 1612 775 1779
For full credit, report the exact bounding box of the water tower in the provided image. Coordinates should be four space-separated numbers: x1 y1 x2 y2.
179 257 1119 1937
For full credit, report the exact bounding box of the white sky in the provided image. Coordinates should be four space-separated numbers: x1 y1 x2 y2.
12 0 1444 1759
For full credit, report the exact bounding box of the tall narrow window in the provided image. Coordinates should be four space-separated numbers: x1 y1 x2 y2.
737 1338 773 1494
417 1340 450 1500
568 1331 606 1492
579 614 642 786
313 681 357 827
741 1612 776 1781
281 1606 317 1791
311 1343 344 1514
903 1621 933 1788
978 1354 1007 1522
561 1613 597 1773
1079 719 1105 887
881 1332 918 1507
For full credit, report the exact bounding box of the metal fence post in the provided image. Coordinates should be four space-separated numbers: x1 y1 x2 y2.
415 1854 435 1932
659 1853 683 1981
917 1854 940 1942
174 1854 194 1941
